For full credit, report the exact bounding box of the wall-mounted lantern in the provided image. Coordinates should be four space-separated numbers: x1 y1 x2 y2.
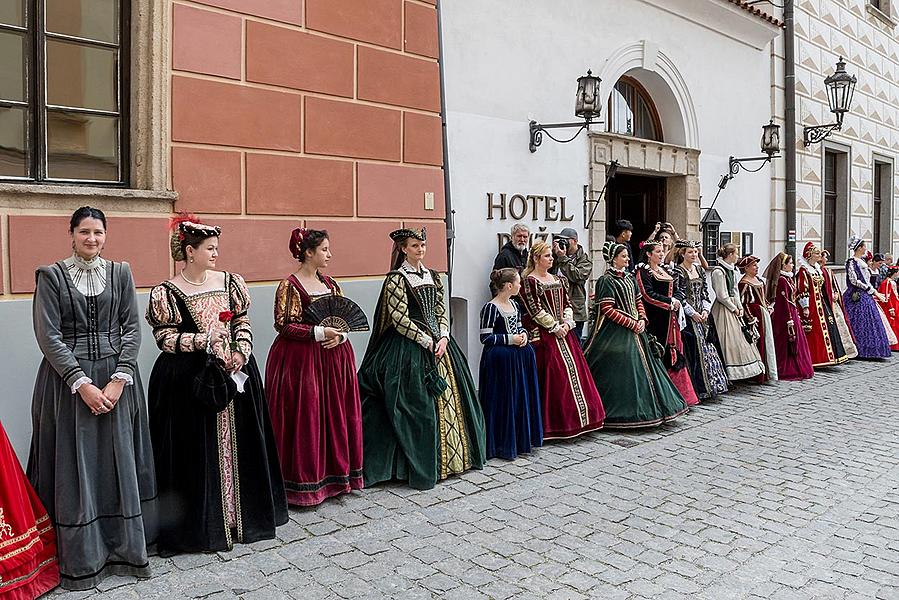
803 56 857 146
529 70 603 153
720 119 781 188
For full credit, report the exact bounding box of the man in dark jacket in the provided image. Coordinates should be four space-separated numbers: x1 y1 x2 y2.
493 223 529 271
610 219 634 272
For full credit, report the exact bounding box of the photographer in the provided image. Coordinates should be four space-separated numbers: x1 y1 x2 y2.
552 227 592 340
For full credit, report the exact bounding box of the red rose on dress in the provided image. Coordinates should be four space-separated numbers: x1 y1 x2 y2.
218 311 234 323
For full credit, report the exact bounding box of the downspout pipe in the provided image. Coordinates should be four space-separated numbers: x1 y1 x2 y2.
784 0 797 259
435 0 455 299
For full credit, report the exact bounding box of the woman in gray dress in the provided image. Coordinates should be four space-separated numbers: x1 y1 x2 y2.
27 207 157 591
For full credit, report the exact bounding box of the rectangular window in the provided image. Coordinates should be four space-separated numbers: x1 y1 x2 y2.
823 152 838 257
0 0 129 184
874 163 884 252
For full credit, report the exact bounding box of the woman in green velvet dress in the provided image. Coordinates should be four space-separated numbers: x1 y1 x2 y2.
358 227 485 490
584 242 688 427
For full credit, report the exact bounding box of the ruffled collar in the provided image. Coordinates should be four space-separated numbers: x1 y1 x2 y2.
64 254 107 297
718 260 736 272
797 255 821 274
608 266 628 276
401 260 427 276
780 270 794 278
72 252 104 271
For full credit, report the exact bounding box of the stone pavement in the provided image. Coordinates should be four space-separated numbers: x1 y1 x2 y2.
54 356 899 600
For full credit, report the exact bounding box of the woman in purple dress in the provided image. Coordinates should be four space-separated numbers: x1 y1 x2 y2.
843 236 891 359
762 252 814 381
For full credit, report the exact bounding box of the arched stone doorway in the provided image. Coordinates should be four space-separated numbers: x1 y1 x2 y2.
588 41 701 274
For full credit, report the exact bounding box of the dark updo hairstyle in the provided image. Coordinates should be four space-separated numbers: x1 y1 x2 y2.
489 268 519 296
289 227 329 262
69 206 107 232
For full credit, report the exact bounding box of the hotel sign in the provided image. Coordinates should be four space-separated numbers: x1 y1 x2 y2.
486 193 574 222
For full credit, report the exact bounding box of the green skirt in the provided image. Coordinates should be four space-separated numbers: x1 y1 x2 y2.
585 322 688 428
359 330 486 490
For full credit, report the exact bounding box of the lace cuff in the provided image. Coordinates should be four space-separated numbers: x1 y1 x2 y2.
111 372 134 386
71 376 92 394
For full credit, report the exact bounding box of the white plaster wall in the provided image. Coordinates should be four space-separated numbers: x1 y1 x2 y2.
440 0 781 370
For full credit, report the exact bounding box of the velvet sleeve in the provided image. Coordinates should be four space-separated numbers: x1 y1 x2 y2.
479 303 509 346
384 273 431 347
33 266 87 390
637 267 672 310
596 276 639 332
846 260 874 294
519 276 559 332
113 262 140 383
795 269 812 308
146 284 208 353
274 279 315 341
674 268 696 317
433 270 450 338
228 273 253 359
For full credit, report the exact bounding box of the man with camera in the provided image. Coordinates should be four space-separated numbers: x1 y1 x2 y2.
552 227 592 340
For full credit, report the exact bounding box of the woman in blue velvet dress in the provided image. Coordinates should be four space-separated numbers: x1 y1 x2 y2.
478 268 542 459
843 236 891 359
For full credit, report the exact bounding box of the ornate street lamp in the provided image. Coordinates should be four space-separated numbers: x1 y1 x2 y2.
529 70 603 153
803 56 857 146
725 119 782 182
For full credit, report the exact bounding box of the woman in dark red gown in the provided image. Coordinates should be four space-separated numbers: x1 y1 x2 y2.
762 253 814 381
518 241 604 439
0 421 59 599
737 255 778 382
265 228 363 506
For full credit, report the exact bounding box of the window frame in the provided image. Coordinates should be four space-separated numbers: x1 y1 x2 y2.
872 156 894 255
822 144 851 264
606 76 664 143
0 0 131 186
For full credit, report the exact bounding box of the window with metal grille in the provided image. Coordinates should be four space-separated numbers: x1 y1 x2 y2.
0 0 129 184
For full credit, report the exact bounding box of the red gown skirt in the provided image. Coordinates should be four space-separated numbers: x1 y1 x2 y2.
772 276 814 381
265 337 363 506
877 279 899 351
0 422 59 599
531 331 605 439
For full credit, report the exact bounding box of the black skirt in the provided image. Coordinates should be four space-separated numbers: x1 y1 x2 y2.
147 352 287 554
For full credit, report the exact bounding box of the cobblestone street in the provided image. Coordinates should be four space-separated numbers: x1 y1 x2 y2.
55 356 899 600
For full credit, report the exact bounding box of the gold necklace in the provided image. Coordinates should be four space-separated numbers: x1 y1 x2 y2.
180 269 208 286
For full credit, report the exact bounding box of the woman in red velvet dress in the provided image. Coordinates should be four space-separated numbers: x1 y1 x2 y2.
636 241 699 406
796 242 848 367
519 241 604 439
762 253 814 381
0 421 59 599
737 255 778 382
265 228 363 506
877 265 899 351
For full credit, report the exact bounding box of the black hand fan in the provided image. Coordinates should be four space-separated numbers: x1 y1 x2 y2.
303 295 370 332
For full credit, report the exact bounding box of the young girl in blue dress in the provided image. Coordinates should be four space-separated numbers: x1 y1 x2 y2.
478 268 542 459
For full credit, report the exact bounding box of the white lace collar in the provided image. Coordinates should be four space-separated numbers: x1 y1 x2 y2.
798 255 821 275
64 254 108 297
399 261 434 287
780 270 794 278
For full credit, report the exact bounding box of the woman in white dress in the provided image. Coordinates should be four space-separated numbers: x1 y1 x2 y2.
709 243 764 381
